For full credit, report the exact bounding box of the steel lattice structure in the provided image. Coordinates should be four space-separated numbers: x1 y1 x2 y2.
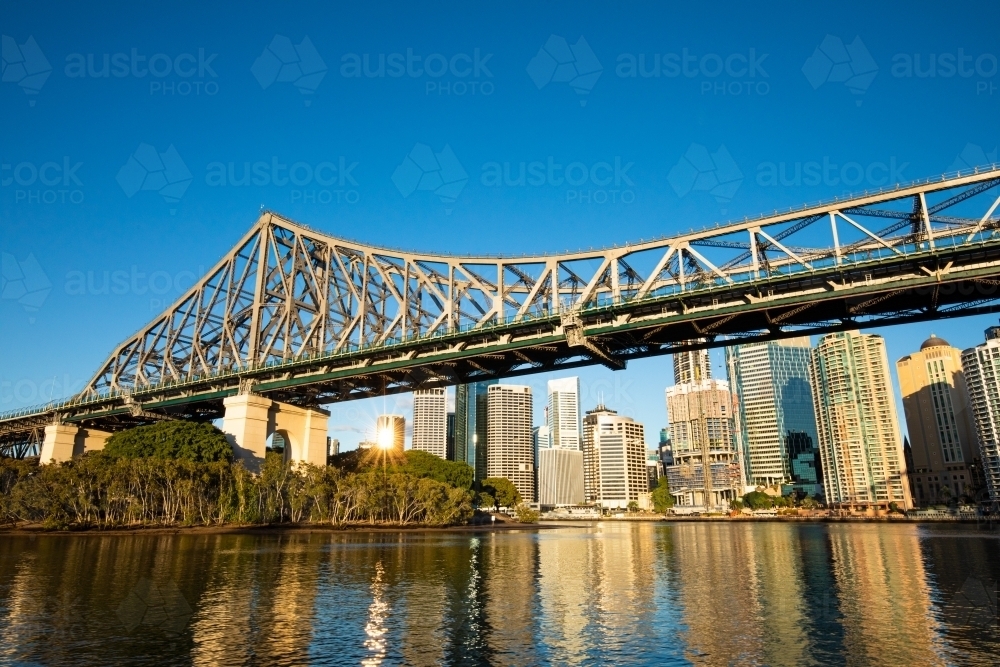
3 167 1000 454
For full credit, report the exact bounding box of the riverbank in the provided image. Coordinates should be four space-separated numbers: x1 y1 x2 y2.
0 516 555 537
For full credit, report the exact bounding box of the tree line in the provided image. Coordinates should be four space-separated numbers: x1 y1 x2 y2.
0 423 478 530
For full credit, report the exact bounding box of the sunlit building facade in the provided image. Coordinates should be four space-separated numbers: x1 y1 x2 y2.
960 324 1000 502
412 388 448 458
486 384 535 502
547 377 581 450
582 405 647 509
454 379 497 478
897 335 979 505
810 331 912 509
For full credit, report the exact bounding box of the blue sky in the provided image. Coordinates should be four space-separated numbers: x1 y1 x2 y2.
2 1 999 449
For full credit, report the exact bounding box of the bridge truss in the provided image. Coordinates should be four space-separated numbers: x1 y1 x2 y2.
3 167 1000 455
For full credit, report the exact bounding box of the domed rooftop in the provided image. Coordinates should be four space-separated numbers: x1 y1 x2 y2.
920 334 950 350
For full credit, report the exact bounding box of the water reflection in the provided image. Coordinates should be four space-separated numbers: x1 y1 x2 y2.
0 523 996 666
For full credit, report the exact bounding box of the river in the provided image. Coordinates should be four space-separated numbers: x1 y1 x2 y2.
0 522 997 666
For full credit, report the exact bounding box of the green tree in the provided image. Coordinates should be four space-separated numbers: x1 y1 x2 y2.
627 500 639 513
103 421 232 463
514 503 539 523
652 476 674 513
393 450 474 489
481 477 521 508
730 498 744 511
743 491 774 510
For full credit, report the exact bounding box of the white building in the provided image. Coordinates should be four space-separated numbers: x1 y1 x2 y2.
486 384 535 502
547 377 581 450
582 405 647 509
412 388 448 458
961 325 1000 502
537 448 585 505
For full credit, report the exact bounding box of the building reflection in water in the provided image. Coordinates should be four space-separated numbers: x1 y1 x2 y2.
1 523 998 665
828 524 947 666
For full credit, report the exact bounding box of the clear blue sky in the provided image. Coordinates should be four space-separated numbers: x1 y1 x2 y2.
2 1 999 449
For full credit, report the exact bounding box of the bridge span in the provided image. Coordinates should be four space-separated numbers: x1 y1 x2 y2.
4 167 1000 465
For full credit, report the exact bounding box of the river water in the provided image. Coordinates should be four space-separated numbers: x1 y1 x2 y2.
0 522 997 666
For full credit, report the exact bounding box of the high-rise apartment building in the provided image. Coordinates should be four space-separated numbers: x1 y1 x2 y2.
663 379 742 509
454 380 497 478
547 377 581 450
486 384 535 502
810 331 912 509
582 405 648 508
537 448 585 506
897 335 979 505
726 337 821 491
412 388 448 458
673 347 711 384
375 414 405 453
960 324 1000 502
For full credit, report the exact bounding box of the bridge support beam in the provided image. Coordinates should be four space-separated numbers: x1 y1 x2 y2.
39 424 113 464
222 394 329 472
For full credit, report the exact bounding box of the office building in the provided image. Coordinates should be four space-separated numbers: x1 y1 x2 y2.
582 405 648 508
327 438 339 457
454 379 497 478
897 335 980 505
537 448 585 505
547 377 581 450
663 379 742 509
810 331 912 509
375 414 405 453
726 337 821 492
412 388 448 458
486 384 535 502
961 324 1000 502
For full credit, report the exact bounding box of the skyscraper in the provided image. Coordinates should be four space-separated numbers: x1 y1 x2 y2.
663 379 742 509
961 324 1000 502
582 405 648 509
673 347 711 384
897 335 979 505
726 337 821 491
375 414 405 453
454 380 497 478
412 388 448 458
547 377 581 450
537 448 585 505
486 384 535 502
446 411 455 460
810 331 911 509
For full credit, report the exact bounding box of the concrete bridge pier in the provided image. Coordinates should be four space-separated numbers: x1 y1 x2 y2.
222 394 329 472
39 424 113 464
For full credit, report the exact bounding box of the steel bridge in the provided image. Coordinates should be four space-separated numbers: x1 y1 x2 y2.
4 167 1000 458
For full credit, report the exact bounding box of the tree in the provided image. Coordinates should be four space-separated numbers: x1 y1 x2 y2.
481 477 521 508
103 421 232 463
743 491 774 510
800 495 820 510
514 503 539 523
627 500 639 513
394 450 474 489
651 476 674 513
730 498 744 511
